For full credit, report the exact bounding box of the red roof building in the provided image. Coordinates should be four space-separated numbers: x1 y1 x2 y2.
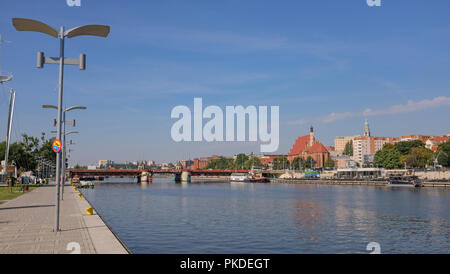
426 136 450 152
192 155 221 170
258 155 286 166
287 126 330 168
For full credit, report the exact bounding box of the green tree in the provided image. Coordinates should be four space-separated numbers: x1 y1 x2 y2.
292 157 305 170
383 143 395 150
21 133 40 154
374 147 402 169
8 142 37 171
206 160 216 169
0 133 57 172
273 156 289 170
0 141 5 161
437 140 450 167
0 134 39 172
324 157 336 169
402 147 433 168
234 154 249 169
39 136 57 165
206 157 233 169
304 156 315 169
394 140 425 155
244 157 262 169
343 140 353 156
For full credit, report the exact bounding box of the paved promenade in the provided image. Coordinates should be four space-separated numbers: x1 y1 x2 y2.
0 184 129 254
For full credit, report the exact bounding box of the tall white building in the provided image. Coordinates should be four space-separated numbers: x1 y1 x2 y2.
352 120 399 165
353 138 370 164
353 136 399 165
97 160 114 168
334 135 361 154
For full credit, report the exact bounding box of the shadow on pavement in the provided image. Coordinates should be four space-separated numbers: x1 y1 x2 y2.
0 204 54 210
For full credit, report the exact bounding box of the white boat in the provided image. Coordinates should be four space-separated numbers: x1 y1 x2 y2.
388 174 423 187
80 180 94 188
230 173 252 182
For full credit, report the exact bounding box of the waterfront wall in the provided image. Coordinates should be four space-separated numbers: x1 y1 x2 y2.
414 171 450 180
271 178 450 187
74 187 130 254
271 178 387 186
279 171 336 179
278 170 450 181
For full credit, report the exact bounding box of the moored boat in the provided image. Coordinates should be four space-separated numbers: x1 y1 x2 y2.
250 176 269 183
230 173 252 182
80 180 95 189
388 174 422 187
230 172 269 183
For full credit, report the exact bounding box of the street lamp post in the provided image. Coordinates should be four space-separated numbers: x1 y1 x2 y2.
51 130 79 199
13 18 109 231
2 89 15 178
44 105 85 200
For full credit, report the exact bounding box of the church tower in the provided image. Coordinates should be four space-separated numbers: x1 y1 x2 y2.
309 125 315 146
364 119 371 137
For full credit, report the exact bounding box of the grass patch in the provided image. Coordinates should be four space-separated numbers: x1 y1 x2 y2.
0 185 40 204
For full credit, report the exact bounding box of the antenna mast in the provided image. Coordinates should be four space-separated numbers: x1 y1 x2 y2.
3 89 15 176
0 34 13 83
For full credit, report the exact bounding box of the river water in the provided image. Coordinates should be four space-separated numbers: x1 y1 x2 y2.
80 178 450 254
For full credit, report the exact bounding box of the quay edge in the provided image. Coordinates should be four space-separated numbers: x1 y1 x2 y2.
74 186 131 254
270 178 450 187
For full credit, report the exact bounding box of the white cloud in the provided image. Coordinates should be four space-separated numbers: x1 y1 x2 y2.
362 96 450 116
289 96 450 125
118 23 357 63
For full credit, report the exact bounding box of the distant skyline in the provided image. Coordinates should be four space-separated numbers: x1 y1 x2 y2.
1 1 450 165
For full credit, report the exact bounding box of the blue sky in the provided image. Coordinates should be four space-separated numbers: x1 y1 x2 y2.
1 0 450 165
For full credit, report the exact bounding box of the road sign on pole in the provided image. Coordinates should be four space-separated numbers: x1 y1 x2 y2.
52 139 62 153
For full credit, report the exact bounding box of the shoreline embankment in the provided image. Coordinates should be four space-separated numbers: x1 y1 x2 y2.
74 186 131 254
270 178 450 187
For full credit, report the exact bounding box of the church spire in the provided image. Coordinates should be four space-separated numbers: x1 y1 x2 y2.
309 125 314 146
364 119 371 137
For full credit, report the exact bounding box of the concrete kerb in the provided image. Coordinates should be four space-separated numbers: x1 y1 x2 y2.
71 185 131 254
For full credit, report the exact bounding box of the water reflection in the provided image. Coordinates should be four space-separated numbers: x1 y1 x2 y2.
81 179 450 254
293 201 326 242
230 181 255 190
139 181 148 190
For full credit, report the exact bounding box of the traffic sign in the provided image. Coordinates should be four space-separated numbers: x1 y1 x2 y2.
52 139 62 153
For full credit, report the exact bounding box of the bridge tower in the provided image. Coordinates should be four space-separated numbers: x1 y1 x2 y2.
173 173 181 183
181 171 191 183
139 171 152 184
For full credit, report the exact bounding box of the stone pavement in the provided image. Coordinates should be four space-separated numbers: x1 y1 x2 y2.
0 184 128 254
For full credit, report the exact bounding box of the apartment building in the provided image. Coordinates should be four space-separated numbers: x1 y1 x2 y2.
353 136 400 165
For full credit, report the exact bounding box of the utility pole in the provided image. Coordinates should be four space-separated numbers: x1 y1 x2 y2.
2 89 15 178
13 18 109 231
62 111 66 199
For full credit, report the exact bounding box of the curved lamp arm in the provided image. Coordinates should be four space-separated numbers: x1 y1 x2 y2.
12 18 58 38
65 25 110 38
